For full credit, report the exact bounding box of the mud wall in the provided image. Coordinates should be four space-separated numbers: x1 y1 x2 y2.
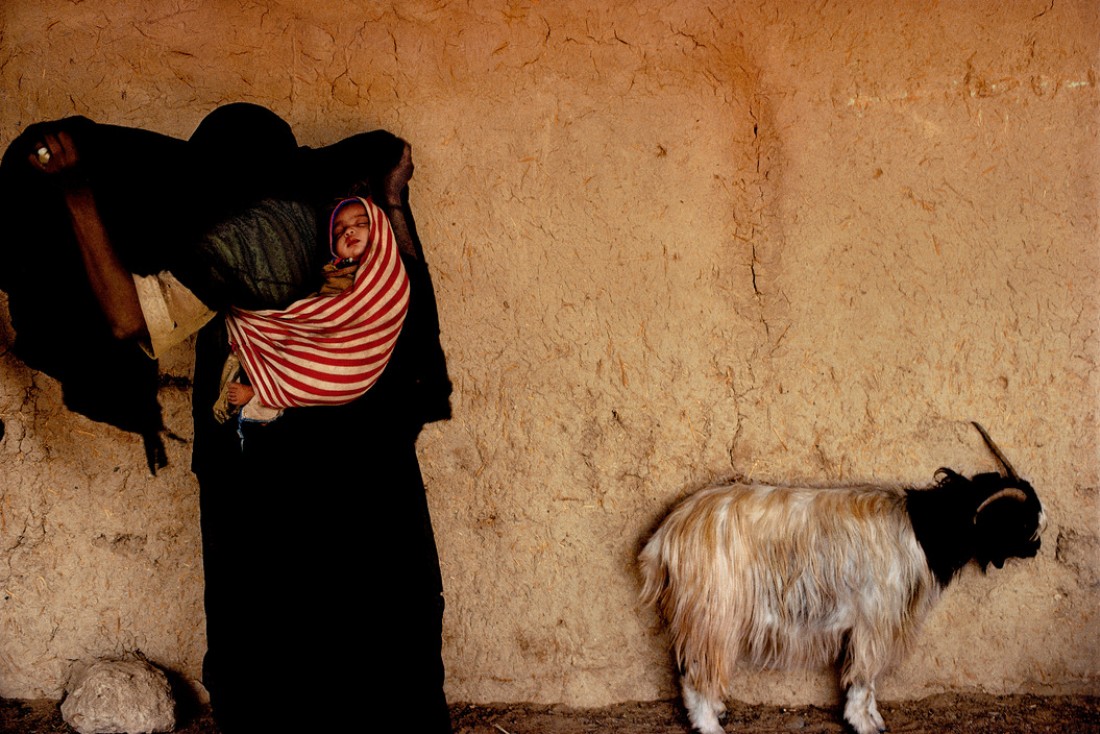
1 0 1096 706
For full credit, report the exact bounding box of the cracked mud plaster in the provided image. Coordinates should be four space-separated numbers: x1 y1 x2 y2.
1 0 1098 709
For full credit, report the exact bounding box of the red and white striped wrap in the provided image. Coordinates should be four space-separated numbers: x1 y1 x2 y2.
225 197 409 409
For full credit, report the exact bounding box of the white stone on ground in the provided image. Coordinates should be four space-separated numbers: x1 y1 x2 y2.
60 658 175 734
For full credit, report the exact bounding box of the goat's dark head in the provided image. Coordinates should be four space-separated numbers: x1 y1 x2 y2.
969 423 1045 571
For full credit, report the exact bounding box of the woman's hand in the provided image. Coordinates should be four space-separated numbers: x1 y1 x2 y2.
381 142 413 207
28 130 83 183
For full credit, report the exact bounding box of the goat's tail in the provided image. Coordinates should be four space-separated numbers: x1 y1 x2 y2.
639 511 732 701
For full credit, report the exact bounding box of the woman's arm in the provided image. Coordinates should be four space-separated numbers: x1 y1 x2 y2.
30 131 149 342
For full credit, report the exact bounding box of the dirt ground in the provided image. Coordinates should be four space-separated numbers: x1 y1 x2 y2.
3 694 1097 734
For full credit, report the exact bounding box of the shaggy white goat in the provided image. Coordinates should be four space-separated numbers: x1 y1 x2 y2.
639 424 1044 734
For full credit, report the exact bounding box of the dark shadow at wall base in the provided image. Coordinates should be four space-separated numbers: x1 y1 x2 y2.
3 694 1099 734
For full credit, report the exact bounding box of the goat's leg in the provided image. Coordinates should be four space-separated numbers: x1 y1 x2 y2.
682 675 725 734
841 627 889 734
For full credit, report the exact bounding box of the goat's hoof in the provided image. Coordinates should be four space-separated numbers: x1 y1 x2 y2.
846 717 886 734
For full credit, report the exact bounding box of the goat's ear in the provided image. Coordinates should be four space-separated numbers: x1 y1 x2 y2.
933 467 967 489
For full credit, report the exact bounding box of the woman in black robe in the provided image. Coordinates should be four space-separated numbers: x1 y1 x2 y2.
2 104 453 733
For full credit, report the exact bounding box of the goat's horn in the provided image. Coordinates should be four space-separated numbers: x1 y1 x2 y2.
973 487 1029 522
972 421 1019 480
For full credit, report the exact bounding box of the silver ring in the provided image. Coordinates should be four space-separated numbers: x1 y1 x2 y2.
36 146 51 165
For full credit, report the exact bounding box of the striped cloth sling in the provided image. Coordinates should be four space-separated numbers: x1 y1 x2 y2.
225 197 409 409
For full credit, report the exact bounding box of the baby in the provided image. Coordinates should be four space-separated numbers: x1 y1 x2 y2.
219 197 385 419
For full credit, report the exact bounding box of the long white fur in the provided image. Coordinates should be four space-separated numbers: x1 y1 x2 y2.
639 483 939 734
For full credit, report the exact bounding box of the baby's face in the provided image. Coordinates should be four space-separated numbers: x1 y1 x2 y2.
332 202 370 261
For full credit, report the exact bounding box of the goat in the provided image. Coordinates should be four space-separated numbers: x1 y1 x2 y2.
639 423 1044 734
